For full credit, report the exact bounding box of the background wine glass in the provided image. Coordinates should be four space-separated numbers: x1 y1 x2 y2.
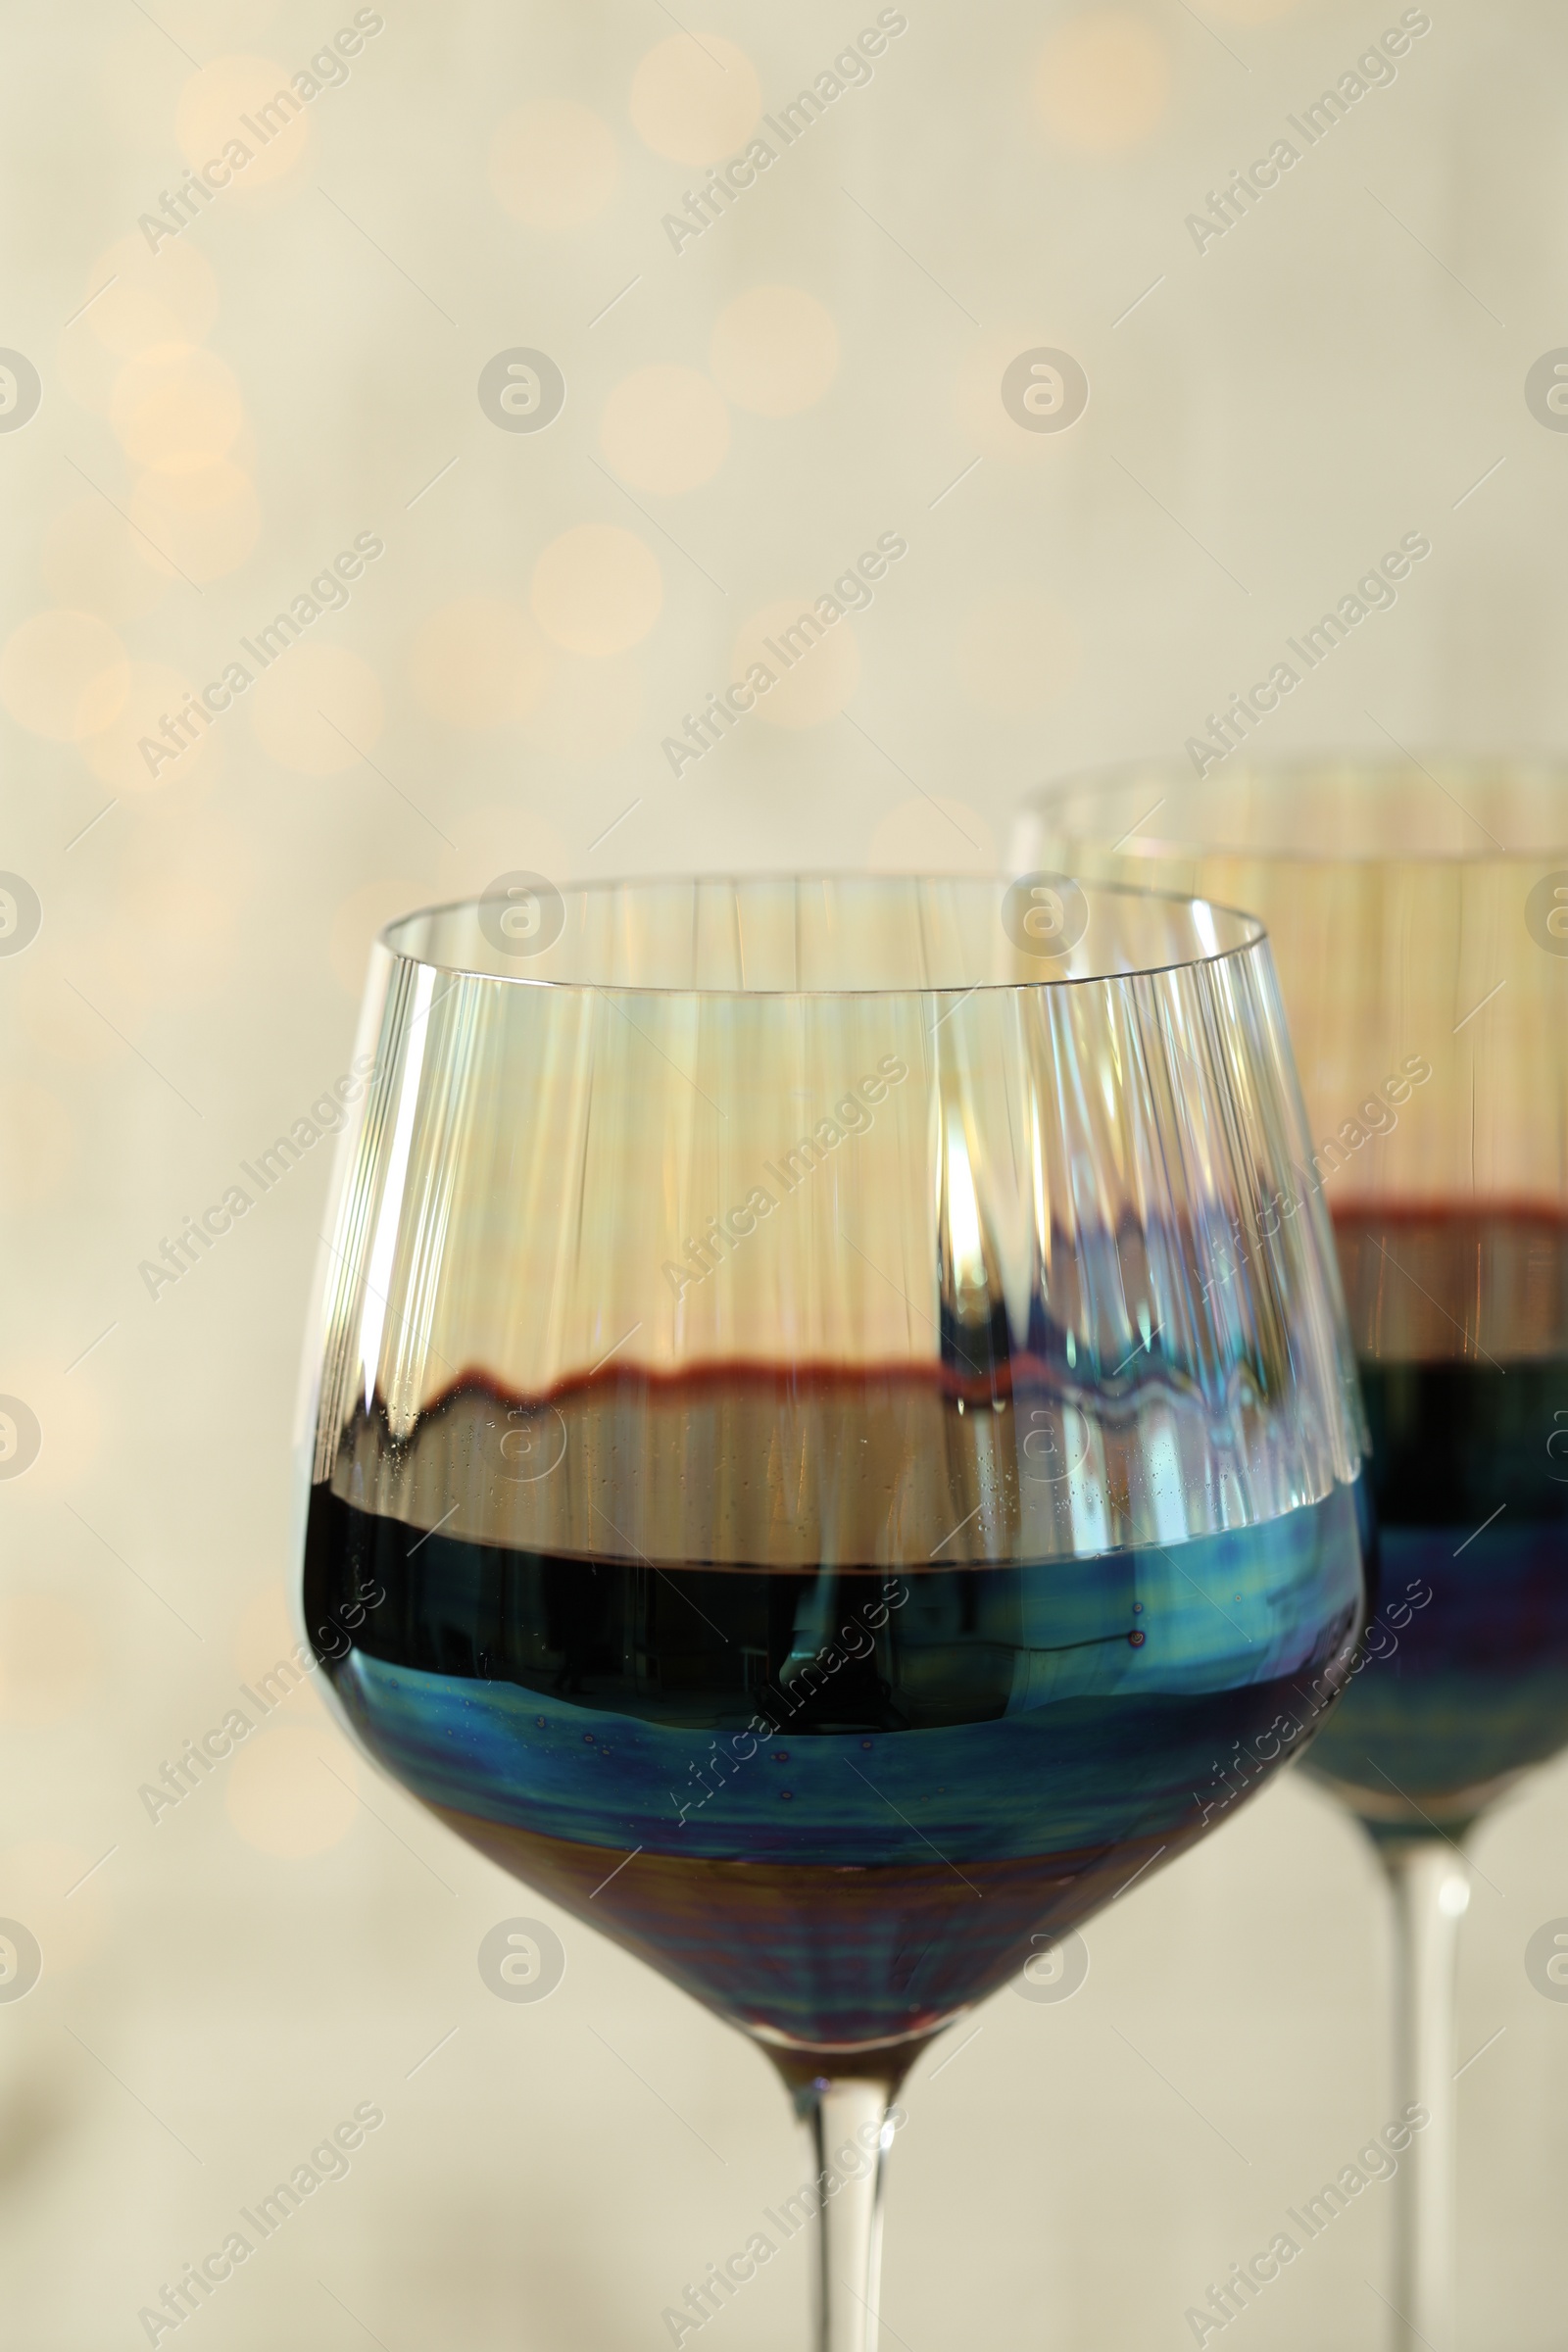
1013 759 1568 2352
298 873 1368 2352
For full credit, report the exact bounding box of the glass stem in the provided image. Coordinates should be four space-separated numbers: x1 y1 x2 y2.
788 2073 898 2352
1378 1838 1469 2352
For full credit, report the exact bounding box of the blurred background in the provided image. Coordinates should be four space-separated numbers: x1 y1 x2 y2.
4 0 1568 2343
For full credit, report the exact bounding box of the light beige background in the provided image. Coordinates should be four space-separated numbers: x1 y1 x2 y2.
3 0 1567 2345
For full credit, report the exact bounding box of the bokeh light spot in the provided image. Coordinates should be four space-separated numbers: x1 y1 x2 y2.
531 525 663 656
1036 9 1171 152
601 364 729 494
0 611 130 741
629 35 761 165
488 99 619 227
710 286 841 417
110 343 245 474
176 55 314 191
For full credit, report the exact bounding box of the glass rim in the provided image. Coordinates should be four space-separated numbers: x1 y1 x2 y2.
376 872 1268 998
1025 753 1568 866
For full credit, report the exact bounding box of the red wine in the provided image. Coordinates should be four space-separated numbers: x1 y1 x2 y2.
1303 1209 1568 1835
305 1369 1363 2059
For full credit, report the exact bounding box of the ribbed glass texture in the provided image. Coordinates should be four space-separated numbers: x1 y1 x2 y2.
297 876 1366 2074
1014 763 1568 1833
1015 760 1568 1227
297 872 1369 2352
311 876 1359 1539
1014 762 1568 2352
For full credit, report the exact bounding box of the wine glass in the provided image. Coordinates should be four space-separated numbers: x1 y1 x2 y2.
1013 760 1568 2352
297 873 1368 2351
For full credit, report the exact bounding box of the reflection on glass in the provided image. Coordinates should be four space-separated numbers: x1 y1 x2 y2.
1014 760 1568 2352
297 875 1367 2351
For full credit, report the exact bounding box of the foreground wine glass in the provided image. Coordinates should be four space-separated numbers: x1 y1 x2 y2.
297 874 1366 2350
1014 761 1568 2352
